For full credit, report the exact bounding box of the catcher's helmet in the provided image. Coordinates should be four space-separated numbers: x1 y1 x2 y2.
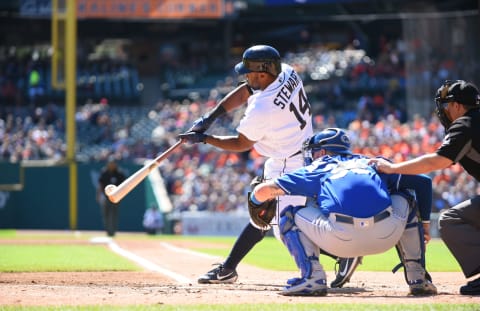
235 45 282 77
302 128 352 164
434 80 480 129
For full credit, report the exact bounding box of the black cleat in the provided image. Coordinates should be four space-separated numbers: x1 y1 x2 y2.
330 257 362 288
460 277 480 295
198 263 238 284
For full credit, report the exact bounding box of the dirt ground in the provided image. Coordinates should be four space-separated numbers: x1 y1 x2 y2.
0 235 479 307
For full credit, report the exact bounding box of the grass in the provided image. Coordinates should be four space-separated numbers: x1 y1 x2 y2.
0 231 461 272
158 235 461 272
0 230 473 311
0 229 16 237
0 244 140 272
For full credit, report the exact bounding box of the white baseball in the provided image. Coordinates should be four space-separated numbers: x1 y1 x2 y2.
104 184 116 195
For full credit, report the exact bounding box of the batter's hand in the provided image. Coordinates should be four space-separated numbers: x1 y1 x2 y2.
178 131 207 144
188 116 213 133
188 105 226 133
368 157 395 174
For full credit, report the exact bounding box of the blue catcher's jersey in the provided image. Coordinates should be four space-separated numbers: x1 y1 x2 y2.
274 154 402 218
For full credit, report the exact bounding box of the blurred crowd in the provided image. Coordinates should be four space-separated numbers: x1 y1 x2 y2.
0 43 142 115
0 91 475 215
1 39 478 216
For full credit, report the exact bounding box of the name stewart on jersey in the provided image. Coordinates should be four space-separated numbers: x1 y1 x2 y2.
273 70 300 109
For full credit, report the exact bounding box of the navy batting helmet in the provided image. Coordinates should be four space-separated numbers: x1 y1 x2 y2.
435 80 480 129
235 45 282 77
302 128 352 164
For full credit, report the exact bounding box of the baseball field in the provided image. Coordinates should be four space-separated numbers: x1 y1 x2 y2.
0 230 478 310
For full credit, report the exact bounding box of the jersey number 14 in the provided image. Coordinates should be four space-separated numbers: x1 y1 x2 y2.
289 88 312 129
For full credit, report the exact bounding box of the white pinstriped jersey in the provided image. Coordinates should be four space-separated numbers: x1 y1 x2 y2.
237 64 313 159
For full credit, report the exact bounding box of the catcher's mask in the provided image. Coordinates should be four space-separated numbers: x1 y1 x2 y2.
234 45 282 77
302 128 352 165
435 80 480 130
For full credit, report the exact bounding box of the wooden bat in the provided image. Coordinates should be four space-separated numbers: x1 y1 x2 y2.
104 140 183 203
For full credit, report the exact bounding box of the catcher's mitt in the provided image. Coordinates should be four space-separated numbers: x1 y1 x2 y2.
248 193 277 230
250 175 263 189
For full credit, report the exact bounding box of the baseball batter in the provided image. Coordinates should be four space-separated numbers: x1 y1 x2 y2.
179 45 313 283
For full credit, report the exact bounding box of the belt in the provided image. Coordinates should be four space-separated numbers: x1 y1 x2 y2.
335 210 391 225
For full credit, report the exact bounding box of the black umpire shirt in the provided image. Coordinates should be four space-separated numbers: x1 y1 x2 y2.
436 108 480 181
99 168 126 191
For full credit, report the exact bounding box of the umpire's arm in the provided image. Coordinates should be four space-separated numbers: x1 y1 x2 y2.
251 180 286 203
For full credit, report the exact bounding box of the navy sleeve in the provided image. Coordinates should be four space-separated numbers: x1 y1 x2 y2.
398 174 432 221
378 172 401 190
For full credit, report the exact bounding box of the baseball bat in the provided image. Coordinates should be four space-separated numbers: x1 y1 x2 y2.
104 140 184 203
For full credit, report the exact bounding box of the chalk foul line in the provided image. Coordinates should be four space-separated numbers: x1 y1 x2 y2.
108 241 192 284
159 241 223 260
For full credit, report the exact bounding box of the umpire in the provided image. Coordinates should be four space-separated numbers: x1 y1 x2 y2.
371 80 480 295
97 157 126 237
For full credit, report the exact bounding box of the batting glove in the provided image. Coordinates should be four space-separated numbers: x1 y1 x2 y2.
178 131 208 144
188 116 213 133
188 105 226 133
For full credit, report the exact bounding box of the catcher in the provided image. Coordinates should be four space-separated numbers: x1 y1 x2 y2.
248 128 437 296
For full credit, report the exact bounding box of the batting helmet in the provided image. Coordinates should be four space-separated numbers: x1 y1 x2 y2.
235 45 282 77
434 80 480 129
302 128 352 164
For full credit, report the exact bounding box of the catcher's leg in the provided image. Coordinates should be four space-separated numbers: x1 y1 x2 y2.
301 197 361 289
278 205 327 296
392 193 437 296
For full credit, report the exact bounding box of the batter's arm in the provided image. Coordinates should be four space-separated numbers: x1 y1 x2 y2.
204 132 255 152
188 84 252 133
218 82 252 112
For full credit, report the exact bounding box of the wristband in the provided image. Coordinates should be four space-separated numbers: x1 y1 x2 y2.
422 220 430 224
205 104 226 120
250 193 263 205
